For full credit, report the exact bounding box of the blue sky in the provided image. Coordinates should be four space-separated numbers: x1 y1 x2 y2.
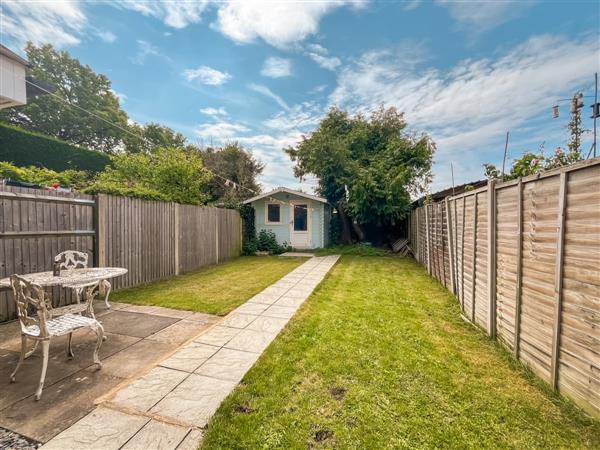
2 1 599 193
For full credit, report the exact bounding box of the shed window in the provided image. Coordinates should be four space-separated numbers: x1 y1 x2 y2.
267 204 281 223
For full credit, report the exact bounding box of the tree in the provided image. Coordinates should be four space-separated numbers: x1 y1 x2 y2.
87 147 212 204
123 122 188 153
200 143 264 207
567 93 586 154
286 106 434 244
0 43 128 153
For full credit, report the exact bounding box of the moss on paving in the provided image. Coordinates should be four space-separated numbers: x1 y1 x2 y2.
201 256 600 449
111 256 304 316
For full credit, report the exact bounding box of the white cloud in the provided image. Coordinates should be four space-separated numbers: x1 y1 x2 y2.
115 0 211 29
263 102 323 131
261 57 292 78
436 0 535 33
306 44 341 71
248 83 290 110
131 40 160 64
96 29 117 43
194 121 250 141
111 90 127 104
214 0 368 48
330 34 600 189
1 0 87 48
200 107 228 117
184 66 232 85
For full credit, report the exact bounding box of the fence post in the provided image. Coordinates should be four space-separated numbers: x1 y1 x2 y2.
445 198 456 295
215 209 220 264
174 203 180 276
96 194 106 267
425 204 431 274
514 179 524 356
551 171 568 390
487 180 497 338
471 193 478 322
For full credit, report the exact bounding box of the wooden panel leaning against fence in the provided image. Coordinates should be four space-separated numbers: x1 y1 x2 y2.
409 157 600 418
0 187 242 323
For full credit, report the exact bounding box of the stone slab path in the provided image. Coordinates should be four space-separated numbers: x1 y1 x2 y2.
41 256 339 450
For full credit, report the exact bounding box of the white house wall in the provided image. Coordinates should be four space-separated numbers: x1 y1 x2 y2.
0 54 26 108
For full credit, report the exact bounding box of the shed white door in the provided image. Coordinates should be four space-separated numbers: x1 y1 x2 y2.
290 202 310 248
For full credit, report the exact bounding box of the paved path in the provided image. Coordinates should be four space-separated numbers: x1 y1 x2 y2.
41 256 339 450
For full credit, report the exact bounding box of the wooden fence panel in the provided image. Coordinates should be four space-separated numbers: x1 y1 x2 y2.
558 165 600 416
0 186 95 321
474 192 489 329
495 184 519 351
519 174 560 382
408 157 600 417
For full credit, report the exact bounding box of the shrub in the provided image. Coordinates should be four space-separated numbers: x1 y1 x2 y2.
256 229 288 255
85 147 212 204
0 122 111 172
0 161 89 189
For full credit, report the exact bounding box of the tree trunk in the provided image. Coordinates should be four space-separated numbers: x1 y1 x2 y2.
351 220 365 242
337 205 354 244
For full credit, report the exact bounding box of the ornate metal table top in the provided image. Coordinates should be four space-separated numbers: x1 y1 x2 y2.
0 267 128 288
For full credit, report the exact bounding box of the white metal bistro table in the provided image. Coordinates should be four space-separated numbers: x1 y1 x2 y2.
0 267 127 290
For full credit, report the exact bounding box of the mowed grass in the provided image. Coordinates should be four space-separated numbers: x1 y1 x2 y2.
202 256 600 449
111 256 304 316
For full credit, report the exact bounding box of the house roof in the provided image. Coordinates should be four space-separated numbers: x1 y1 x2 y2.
242 187 328 204
0 45 29 66
412 179 488 207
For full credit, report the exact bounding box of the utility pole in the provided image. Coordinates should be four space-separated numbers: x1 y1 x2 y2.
501 131 510 181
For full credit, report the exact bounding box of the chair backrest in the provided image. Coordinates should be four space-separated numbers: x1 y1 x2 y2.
55 251 89 270
10 275 51 337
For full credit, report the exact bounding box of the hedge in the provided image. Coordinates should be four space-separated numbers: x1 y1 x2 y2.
0 122 111 172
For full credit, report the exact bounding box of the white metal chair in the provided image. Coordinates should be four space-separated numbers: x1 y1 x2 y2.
54 251 113 309
9 275 104 400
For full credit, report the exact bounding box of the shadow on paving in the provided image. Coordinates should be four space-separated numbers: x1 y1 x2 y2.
0 301 218 444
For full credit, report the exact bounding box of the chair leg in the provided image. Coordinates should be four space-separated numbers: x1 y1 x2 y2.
25 340 39 359
101 280 112 309
92 324 104 369
66 332 74 359
35 340 50 401
10 335 27 382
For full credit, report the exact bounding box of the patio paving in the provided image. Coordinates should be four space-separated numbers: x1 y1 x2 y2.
41 255 339 450
0 301 218 445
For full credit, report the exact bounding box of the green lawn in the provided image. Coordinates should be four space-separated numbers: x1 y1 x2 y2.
202 256 600 449
111 256 304 316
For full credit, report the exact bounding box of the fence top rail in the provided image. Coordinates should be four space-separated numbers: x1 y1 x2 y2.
494 156 600 190
0 190 96 205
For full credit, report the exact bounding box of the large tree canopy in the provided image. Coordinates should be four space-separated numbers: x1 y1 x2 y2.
1 43 128 153
124 122 189 153
201 143 265 207
286 106 434 243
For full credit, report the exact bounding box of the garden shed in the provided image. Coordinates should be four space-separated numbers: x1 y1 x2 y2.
243 187 331 249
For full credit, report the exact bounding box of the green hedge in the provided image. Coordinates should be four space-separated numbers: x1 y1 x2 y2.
0 122 111 172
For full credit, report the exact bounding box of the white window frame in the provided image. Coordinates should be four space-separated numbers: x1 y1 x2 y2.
265 202 282 224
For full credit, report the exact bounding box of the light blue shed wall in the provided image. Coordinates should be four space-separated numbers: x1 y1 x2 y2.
251 192 329 249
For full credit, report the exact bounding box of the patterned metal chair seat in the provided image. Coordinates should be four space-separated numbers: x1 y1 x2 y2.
24 313 100 338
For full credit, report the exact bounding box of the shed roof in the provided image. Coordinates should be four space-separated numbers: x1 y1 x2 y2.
242 187 327 204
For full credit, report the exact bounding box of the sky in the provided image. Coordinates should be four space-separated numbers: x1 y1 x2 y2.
1 0 599 194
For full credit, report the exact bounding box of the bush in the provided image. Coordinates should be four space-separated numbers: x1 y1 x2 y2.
0 161 89 189
85 148 211 204
0 122 111 172
256 229 289 255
